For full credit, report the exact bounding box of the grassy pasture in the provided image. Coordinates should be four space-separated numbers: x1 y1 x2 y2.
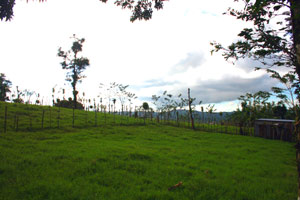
0 102 145 132
0 121 297 200
0 102 253 137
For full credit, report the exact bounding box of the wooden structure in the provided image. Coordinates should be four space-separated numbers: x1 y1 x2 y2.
254 119 295 142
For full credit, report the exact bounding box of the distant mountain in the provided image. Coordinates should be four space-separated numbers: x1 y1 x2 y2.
135 110 233 122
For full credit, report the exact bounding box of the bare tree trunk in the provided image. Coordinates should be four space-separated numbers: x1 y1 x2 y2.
73 89 77 109
290 0 300 78
290 1 300 199
188 88 195 130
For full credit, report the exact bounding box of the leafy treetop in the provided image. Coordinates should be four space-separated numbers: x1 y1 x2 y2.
1 0 166 22
99 0 167 22
211 0 296 69
0 0 45 21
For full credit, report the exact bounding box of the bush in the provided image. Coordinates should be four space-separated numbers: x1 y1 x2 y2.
54 99 84 110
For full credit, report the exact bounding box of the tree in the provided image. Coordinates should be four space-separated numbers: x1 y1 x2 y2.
57 34 90 109
210 1 300 197
267 69 297 110
1 0 166 22
0 73 12 101
98 82 135 114
188 88 195 130
127 91 137 116
0 0 45 21
206 104 217 123
100 0 167 22
54 99 84 110
12 85 24 103
211 0 300 97
152 91 180 122
273 103 288 119
142 102 149 124
233 91 273 123
112 98 116 112
142 102 149 110
116 83 129 115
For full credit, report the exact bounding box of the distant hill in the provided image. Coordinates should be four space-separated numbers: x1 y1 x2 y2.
135 109 233 122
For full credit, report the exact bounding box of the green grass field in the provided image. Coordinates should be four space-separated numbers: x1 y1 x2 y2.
0 102 297 199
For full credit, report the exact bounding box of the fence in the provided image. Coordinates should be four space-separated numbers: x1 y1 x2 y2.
0 103 155 132
0 103 293 142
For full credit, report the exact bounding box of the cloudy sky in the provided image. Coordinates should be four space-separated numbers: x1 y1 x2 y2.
0 0 284 111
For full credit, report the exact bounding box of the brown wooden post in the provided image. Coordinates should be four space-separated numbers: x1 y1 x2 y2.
57 107 60 128
4 106 7 133
188 88 195 130
72 108 75 128
49 106 52 128
16 115 19 132
95 109 97 127
29 115 32 131
42 110 45 129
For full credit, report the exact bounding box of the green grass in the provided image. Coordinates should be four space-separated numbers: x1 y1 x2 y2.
0 102 252 136
0 102 145 132
0 102 297 199
0 125 297 199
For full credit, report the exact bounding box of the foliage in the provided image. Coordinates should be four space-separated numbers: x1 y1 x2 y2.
142 102 149 110
211 0 300 97
100 0 166 22
151 91 178 113
211 0 293 67
267 69 298 109
99 82 137 114
205 104 217 122
1 0 167 22
152 90 201 113
0 0 45 21
58 34 90 109
54 99 84 110
0 73 12 101
11 86 24 104
116 83 130 113
273 103 288 119
228 91 296 126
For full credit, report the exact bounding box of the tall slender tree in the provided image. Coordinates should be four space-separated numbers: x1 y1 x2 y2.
58 34 90 109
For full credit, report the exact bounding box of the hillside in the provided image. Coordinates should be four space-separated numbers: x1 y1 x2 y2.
0 102 297 199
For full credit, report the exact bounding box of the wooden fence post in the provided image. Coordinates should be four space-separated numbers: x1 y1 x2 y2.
95 109 97 127
85 110 88 127
14 114 17 130
49 107 52 128
42 110 45 129
16 115 19 132
57 107 60 128
104 108 107 126
72 108 75 128
4 106 7 133
29 115 32 131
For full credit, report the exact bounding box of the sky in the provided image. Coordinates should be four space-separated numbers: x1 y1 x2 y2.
0 0 287 111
